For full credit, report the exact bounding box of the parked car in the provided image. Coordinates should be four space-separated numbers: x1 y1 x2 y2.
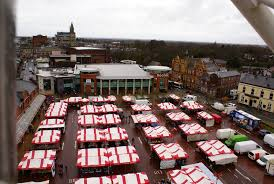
264 134 274 148
258 129 272 137
248 149 269 160
211 102 225 111
182 95 197 102
256 154 274 167
225 134 249 148
234 140 262 154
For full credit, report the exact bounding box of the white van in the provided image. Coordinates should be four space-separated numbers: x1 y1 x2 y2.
234 140 262 154
216 128 236 140
264 134 274 148
248 149 269 160
256 154 274 167
183 95 197 102
211 102 225 111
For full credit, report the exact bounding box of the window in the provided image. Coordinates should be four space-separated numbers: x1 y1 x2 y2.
267 103 272 110
260 90 264 98
263 105 266 108
270 93 273 100
251 88 255 95
243 86 246 93
43 79 51 91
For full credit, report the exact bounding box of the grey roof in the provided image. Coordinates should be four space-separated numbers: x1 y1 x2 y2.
214 71 240 78
75 64 153 80
16 80 36 93
240 73 274 89
213 59 227 65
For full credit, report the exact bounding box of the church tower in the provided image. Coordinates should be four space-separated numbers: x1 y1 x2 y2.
70 22 74 33
69 22 76 46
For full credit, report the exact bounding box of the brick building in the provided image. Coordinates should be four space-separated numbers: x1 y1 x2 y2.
32 35 48 47
69 47 110 63
55 23 76 48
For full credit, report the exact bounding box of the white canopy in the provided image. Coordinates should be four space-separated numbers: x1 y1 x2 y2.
63 97 83 104
131 114 158 124
152 143 188 160
157 102 177 110
131 104 151 112
122 95 134 102
45 102 67 118
17 158 54 171
196 140 233 157
77 127 128 143
169 94 180 101
91 96 117 103
78 114 121 127
197 111 213 120
142 126 172 139
75 176 112 184
32 130 61 145
40 119 64 125
179 123 208 135
81 104 118 114
22 150 56 160
181 101 204 110
166 112 192 122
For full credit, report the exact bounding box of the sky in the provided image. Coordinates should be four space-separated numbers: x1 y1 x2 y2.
16 0 269 45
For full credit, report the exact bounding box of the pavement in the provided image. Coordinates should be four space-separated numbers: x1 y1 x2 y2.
17 93 274 184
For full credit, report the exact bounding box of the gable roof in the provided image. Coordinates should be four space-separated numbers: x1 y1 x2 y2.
240 73 274 89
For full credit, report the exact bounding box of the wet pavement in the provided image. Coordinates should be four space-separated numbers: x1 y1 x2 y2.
17 93 274 184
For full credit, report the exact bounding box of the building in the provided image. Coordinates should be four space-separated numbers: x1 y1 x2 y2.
32 35 48 47
241 66 272 77
74 64 153 96
55 23 76 48
171 56 239 97
69 47 110 63
238 74 274 113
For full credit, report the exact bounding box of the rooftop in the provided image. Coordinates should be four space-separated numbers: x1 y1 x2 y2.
240 73 274 89
74 64 153 80
71 47 106 51
213 70 240 78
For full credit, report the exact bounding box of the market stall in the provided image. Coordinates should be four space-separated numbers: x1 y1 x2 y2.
166 112 192 125
151 143 188 169
131 104 152 115
196 140 238 165
167 165 214 184
63 97 83 105
81 104 118 115
78 114 121 127
179 123 208 142
122 95 135 104
18 158 55 172
37 119 65 133
157 102 178 111
32 130 61 149
91 95 117 104
168 94 181 104
197 111 214 127
180 101 204 113
74 176 112 184
77 127 129 148
131 114 159 127
45 102 68 119
21 150 57 160
142 126 172 144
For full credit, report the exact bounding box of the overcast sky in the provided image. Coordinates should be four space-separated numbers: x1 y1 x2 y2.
16 0 269 45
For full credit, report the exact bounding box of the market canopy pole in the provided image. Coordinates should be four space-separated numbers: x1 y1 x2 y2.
0 0 17 183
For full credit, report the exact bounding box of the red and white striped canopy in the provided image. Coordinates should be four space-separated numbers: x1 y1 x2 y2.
196 140 233 157
81 98 90 103
91 96 117 103
77 155 110 168
18 158 54 171
167 166 214 184
77 146 136 158
179 123 208 135
122 95 134 102
142 126 172 139
169 94 180 101
22 150 56 160
181 101 204 110
131 104 151 112
40 119 64 126
75 172 149 184
112 172 149 184
131 114 158 124
78 114 121 127
45 102 67 118
63 97 83 104
197 111 213 120
77 127 128 143
81 104 118 114
166 112 192 122
75 176 112 184
108 153 140 166
152 143 188 160
157 102 177 111
32 130 61 145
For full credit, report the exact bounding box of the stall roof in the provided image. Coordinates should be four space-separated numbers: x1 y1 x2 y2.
17 158 54 171
197 111 213 120
63 96 83 104
167 165 214 184
78 114 121 126
142 126 172 139
196 140 233 156
131 114 158 124
45 102 68 118
32 130 61 145
166 112 192 122
131 104 151 112
21 150 56 160
77 127 128 143
179 123 208 135
169 94 180 100
152 143 188 160
40 119 65 125
122 95 135 102
91 95 117 103
81 104 118 114
181 101 204 110
157 102 177 110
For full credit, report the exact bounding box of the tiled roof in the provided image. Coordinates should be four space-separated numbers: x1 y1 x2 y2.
240 73 274 89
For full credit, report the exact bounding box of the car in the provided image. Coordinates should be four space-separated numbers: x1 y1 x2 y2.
258 129 271 137
256 154 274 166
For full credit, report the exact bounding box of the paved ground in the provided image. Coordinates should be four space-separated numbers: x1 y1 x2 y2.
17 93 274 184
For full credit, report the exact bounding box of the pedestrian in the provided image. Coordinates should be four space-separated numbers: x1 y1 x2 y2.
131 137 135 143
65 165 68 174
